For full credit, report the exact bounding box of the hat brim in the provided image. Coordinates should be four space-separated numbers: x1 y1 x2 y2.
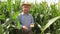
22 4 31 6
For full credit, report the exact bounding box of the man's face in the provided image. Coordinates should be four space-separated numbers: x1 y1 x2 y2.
23 5 30 14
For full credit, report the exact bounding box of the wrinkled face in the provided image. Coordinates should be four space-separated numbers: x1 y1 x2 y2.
23 5 30 14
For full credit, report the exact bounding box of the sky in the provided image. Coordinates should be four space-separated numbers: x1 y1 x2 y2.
0 0 59 5
21 0 59 3
1 0 59 4
21 0 59 5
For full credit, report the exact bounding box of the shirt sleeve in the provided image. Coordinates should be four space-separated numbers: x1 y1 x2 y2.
31 15 34 23
17 14 23 28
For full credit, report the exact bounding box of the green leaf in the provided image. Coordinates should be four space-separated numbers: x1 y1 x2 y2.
41 16 60 34
0 25 4 34
7 0 11 13
17 21 20 29
0 14 6 20
11 11 20 20
55 28 60 34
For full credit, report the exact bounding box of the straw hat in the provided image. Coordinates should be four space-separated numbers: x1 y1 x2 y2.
22 1 31 6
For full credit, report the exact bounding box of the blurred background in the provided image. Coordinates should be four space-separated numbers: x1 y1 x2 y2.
0 0 60 34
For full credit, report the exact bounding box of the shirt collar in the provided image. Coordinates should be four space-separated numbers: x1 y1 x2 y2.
21 12 29 16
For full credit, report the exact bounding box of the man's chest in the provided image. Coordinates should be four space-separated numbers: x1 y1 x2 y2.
21 15 31 22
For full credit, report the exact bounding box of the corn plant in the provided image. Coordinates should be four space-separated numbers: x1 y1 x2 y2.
0 0 60 34
0 0 21 34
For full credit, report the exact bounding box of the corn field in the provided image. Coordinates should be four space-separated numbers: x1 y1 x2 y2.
0 0 60 34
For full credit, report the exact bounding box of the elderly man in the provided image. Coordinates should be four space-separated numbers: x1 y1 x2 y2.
17 2 34 34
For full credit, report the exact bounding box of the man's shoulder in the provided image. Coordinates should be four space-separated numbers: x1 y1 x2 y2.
28 14 33 17
18 12 23 16
29 14 32 16
17 12 22 18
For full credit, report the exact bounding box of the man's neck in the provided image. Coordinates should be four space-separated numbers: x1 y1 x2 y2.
24 13 28 15
23 11 28 14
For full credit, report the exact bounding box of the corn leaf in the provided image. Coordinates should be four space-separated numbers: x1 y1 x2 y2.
41 16 60 34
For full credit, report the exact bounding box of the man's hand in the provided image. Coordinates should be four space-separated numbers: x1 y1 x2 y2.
22 26 28 30
30 23 34 28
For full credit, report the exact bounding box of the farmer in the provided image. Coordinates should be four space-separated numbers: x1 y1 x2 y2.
17 2 34 34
